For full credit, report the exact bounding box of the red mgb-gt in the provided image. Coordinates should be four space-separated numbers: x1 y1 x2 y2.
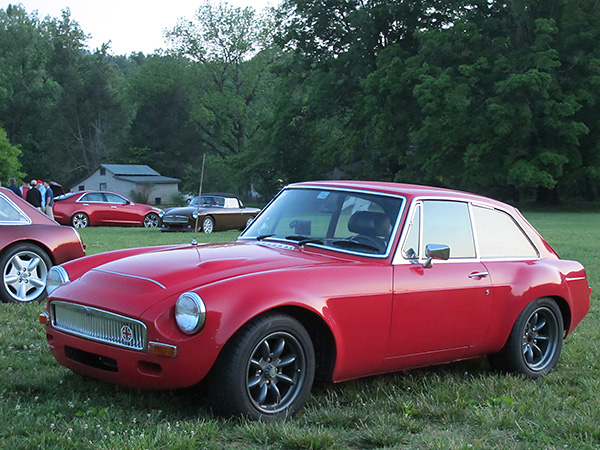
41 181 590 420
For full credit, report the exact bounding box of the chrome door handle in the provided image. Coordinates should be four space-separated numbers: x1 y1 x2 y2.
469 271 489 279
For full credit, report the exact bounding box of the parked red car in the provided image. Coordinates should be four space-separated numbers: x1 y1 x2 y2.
0 187 85 303
53 191 162 228
41 181 590 420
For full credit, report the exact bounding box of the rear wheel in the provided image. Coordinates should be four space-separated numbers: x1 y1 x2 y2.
71 212 89 228
0 243 51 303
208 312 315 420
489 297 563 378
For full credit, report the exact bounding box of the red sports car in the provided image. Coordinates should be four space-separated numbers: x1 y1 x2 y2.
41 181 590 420
0 187 85 303
53 191 162 228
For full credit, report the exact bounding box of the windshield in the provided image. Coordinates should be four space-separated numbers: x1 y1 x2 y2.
241 187 404 256
189 195 226 207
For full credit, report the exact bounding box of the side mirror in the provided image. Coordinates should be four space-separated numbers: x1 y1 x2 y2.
423 244 450 268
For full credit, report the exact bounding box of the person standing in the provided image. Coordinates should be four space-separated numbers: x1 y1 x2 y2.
37 179 46 211
7 178 21 196
43 180 55 219
26 180 42 210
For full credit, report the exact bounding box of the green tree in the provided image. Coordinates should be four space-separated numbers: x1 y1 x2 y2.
0 5 59 179
0 127 24 184
166 0 279 194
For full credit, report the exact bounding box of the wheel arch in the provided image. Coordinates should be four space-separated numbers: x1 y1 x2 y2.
1 239 55 265
215 304 337 384
547 295 572 335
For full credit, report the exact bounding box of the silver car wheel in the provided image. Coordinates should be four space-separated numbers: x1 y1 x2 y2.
202 216 214 233
144 213 159 228
2 248 49 303
71 212 89 228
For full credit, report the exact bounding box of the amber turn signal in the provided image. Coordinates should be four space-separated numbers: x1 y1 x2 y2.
39 312 49 325
148 341 177 358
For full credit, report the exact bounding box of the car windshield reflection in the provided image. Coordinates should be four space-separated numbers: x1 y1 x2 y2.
241 188 404 256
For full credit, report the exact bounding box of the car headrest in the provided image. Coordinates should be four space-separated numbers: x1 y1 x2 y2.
348 211 391 237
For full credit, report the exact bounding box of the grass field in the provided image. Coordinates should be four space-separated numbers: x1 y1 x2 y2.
1 213 598 450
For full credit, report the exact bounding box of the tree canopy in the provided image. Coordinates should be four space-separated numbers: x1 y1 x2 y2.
1 0 599 202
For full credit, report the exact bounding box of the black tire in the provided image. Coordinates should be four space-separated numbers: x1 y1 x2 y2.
144 212 159 228
0 243 52 303
489 297 564 378
71 212 89 228
201 216 214 233
207 312 315 420
241 216 255 231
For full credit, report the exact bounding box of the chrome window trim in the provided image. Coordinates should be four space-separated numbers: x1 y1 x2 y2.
0 193 32 225
393 196 541 265
240 185 407 259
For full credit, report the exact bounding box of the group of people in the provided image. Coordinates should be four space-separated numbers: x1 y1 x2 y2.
7 177 55 220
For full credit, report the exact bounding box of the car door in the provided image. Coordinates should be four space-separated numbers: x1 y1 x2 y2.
102 193 141 225
77 192 109 224
385 200 493 370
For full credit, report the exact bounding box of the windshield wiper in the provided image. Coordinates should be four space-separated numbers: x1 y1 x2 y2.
285 235 324 246
330 239 381 253
255 234 275 241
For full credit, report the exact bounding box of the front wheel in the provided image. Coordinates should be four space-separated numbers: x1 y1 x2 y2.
71 212 89 228
489 297 564 378
0 243 51 303
144 212 159 228
201 216 214 233
207 313 315 420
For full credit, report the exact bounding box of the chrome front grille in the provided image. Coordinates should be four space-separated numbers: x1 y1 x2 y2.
163 215 189 224
50 301 147 351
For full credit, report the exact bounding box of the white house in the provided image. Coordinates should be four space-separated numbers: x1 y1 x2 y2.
71 164 180 206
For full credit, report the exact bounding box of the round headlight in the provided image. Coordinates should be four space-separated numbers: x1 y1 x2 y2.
175 292 206 335
192 210 199 219
47 266 70 295
158 210 165 218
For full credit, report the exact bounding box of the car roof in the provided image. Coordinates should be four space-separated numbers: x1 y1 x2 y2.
289 180 515 211
0 187 57 226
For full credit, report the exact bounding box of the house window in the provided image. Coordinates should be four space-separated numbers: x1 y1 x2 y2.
78 185 85 191
100 168 106 176
99 183 107 191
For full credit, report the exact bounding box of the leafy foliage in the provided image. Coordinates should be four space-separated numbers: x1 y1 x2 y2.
1 0 600 203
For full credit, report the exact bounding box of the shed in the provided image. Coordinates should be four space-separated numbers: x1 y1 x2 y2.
71 164 180 206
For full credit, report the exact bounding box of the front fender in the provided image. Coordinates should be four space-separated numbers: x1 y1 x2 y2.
191 263 394 383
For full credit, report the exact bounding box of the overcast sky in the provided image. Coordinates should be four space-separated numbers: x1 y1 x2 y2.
1 0 279 55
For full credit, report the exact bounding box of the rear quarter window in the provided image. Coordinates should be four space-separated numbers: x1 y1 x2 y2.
473 206 538 258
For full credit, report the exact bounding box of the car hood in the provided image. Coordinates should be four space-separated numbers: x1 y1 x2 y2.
163 206 201 216
54 241 345 315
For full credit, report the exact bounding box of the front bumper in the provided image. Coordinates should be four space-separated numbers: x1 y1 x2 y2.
41 313 217 390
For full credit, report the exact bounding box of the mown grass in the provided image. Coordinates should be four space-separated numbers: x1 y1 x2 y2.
1 213 598 450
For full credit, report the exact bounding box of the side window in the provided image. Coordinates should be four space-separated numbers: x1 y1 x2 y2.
423 201 475 259
402 204 421 259
473 206 538 258
80 193 104 202
104 193 127 204
0 195 30 224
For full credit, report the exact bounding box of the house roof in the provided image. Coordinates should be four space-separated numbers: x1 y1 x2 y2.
115 175 181 184
102 164 160 176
